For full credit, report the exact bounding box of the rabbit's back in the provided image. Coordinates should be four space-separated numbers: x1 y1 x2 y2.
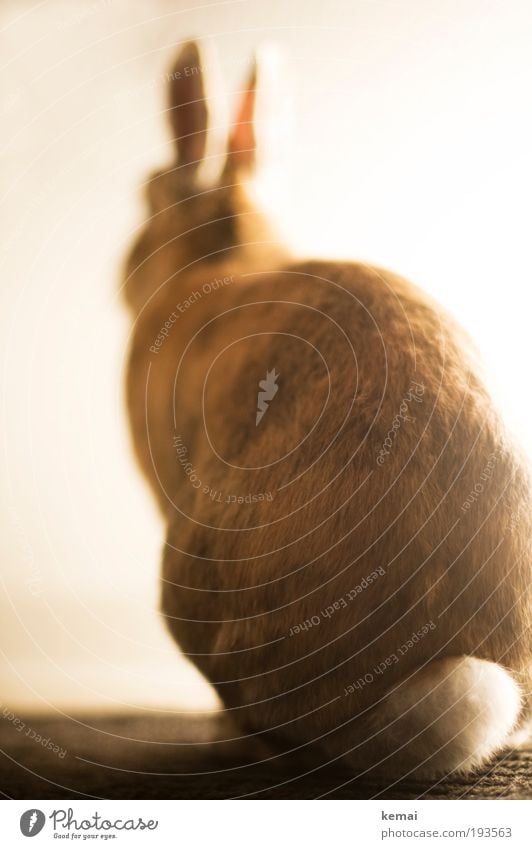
157 259 531 738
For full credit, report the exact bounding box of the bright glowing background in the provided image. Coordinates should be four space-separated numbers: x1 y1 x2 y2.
1 0 531 712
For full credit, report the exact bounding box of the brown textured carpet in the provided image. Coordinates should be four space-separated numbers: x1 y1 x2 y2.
1 713 530 799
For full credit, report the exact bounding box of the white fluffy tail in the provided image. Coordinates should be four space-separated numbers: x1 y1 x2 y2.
373 656 522 777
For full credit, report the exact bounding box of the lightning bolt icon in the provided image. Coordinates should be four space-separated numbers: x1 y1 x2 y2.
28 811 38 833
256 368 279 425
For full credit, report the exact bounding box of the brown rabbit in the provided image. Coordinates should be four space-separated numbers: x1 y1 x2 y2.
123 41 531 779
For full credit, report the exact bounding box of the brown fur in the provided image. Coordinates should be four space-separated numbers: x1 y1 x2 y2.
123 42 531 777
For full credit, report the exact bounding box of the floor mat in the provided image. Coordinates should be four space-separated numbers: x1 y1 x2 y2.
1 713 530 799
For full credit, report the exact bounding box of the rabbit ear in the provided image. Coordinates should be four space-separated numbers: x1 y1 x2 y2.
167 41 208 177
224 59 257 175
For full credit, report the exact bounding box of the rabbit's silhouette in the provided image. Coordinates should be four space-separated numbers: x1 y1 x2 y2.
123 42 531 777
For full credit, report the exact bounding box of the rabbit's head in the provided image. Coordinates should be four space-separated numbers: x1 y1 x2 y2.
124 41 279 311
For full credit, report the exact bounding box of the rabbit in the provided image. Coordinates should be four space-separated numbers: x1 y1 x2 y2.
123 41 531 780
